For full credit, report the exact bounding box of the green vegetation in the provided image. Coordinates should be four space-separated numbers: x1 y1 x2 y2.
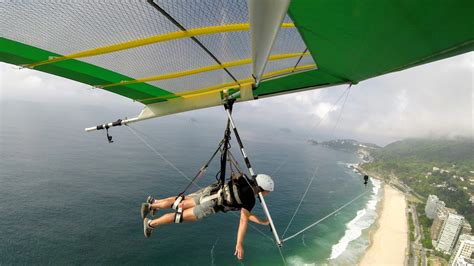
363 137 474 226
434 250 451 261
417 204 434 249
311 139 380 152
408 211 416 241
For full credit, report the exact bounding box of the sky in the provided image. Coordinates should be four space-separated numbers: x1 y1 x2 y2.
0 52 472 146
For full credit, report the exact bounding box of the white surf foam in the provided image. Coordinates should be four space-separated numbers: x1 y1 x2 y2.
329 178 381 260
287 255 316 266
210 238 218 266
336 161 359 169
302 234 307 247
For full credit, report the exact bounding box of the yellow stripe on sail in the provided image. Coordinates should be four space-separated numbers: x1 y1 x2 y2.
101 52 310 88
26 23 295 69
262 64 316 78
138 64 316 104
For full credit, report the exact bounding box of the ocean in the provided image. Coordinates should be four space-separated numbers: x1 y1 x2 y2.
0 100 381 265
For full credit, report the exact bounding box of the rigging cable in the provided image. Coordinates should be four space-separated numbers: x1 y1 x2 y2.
280 85 353 240
308 85 351 136
146 0 240 84
277 245 287 266
282 191 367 242
271 160 287 176
281 164 319 238
291 47 308 73
271 85 351 179
126 125 194 186
331 86 351 136
127 125 223 194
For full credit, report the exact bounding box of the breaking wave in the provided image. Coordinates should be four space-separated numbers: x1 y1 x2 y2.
329 178 381 260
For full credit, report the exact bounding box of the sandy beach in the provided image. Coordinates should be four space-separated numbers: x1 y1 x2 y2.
360 184 408 265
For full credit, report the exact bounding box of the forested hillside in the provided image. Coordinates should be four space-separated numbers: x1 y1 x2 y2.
362 137 474 226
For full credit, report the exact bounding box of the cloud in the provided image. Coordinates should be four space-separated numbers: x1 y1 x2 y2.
0 63 141 113
313 102 339 121
234 52 473 145
1 52 472 146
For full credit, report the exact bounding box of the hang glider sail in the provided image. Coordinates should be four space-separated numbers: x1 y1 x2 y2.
1 0 472 127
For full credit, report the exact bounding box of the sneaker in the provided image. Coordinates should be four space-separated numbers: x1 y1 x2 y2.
141 203 150 219
146 196 156 216
143 218 154 238
146 196 155 204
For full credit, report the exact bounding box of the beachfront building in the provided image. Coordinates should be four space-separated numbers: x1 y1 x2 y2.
432 207 459 244
426 194 446 219
436 213 465 254
449 234 474 266
432 209 448 243
451 257 474 266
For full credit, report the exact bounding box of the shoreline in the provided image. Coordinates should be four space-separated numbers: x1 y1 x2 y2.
359 182 408 265
328 176 382 263
356 188 384 265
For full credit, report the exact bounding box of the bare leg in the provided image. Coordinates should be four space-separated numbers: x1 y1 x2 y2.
150 196 176 209
149 206 198 227
151 196 196 210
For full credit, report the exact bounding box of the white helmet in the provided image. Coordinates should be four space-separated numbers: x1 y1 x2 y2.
256 174 274 192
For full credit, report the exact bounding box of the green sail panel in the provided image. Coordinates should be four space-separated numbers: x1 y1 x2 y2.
0 38 174 101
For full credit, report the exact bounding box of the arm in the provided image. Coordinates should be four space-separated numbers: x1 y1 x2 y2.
234 208 270 260
248 213 269 225
234 208 250 260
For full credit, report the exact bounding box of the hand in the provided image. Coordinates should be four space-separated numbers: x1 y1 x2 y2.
234 244 244 260
260 219 270 225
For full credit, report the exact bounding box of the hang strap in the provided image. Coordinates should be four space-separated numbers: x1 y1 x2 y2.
174 207 184 223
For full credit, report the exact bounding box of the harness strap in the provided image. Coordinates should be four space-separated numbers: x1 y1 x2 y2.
200 183 243 207
223 185 233 205
200 188 222 204
171 195 184 210
174 207 183 223
232 183 243 205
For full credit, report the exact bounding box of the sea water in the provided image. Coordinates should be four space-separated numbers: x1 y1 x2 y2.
0 101 380 265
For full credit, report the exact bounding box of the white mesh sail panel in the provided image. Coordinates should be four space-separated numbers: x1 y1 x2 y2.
196 31 251 64
148 69 233 93
1 0 315 94
1 0 179 55
226 65 252 81
297 55 318 68
154 0 248 28
83 39 218 82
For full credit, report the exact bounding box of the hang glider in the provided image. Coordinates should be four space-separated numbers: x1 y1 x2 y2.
1 0 472 249
1 0 472 128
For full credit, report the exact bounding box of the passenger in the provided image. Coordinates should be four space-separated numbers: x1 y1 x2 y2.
141 174 274 260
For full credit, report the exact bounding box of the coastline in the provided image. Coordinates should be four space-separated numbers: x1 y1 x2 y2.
357 191 384 264
359 183 408 265
327 168 382 265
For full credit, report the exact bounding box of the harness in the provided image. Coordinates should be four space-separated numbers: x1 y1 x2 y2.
199 179 245 211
